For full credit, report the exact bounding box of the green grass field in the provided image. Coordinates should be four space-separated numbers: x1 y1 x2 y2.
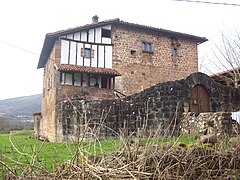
0 131 121 173
0 131 196 174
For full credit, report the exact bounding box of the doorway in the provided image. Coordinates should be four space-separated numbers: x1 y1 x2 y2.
190 85 210 113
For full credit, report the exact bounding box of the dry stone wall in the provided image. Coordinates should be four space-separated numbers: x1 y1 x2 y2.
55 72 240 141
180 112 232 136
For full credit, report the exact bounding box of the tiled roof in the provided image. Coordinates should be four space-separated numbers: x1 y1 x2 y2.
118 20 207 44
210 67 240 78
56 64 121 76
47 18 120 37
38 18 208 69
210 67 240 85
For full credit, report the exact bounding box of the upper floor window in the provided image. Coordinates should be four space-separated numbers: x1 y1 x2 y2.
102 29 111 38
172 47 178 57
171 38 180 57
81 48 94 59
141 42 152 53
84 48 91 58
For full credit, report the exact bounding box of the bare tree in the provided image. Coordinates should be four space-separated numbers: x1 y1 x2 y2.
206 31 240 88
210 30 240 87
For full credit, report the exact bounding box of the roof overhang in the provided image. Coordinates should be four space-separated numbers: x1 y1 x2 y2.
37 18 120 69
55 64 121 77
117 21 208 45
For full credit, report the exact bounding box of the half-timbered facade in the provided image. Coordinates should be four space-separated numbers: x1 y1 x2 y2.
37 16 207 141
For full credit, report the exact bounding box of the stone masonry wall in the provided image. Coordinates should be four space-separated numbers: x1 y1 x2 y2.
111 24 198 96
33 112 42 137
41 40 116 141
55 73 240 141
40 41 60 142
180 112 232 136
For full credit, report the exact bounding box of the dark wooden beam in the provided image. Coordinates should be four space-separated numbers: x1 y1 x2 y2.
60 37 113 46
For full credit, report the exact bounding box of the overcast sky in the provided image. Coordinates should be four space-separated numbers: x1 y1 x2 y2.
0 0 240 100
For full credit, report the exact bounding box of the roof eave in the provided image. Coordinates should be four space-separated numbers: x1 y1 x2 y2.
118 21 208 44
37 36 56 69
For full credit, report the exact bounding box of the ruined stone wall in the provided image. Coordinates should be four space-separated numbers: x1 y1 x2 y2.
180 112 232 136
111 24 198 96
33 112 42 137
56 73 240 141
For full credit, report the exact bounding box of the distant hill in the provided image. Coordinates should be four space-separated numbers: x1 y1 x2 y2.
0 94 42 121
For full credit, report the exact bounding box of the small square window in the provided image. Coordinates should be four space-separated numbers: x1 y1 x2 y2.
141 42 152 53
84 48 91 58
131 50 136 56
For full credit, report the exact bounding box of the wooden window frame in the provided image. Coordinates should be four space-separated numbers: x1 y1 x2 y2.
141 42 153 53
84 48 91 58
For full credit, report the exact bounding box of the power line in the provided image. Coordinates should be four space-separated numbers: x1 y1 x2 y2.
0 40 40 56
172 0 240 6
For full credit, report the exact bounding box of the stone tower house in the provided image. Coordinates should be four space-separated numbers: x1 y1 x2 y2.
37 17 207 141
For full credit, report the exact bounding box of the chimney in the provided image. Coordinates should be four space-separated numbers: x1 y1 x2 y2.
92 15 99 23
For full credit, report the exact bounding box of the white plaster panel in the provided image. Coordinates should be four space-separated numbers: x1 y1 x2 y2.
67 34 73 39
61 40 69 64
102 37 111 44
91 45 98 67
105 46 112 68
81 31 87 41
84 57 91 67
88 29 94 43
98 45 104 68
85 44 91 48
77 43 83 66
95 28 101 43
74 32 81 40
69 41 76 65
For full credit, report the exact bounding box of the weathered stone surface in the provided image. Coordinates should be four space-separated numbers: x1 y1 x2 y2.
180 112 233 136
112 24 199 96
49 73 240 141
199 134 218 144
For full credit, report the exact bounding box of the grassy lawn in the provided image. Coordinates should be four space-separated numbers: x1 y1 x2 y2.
0 131 121 173
0 131 196 175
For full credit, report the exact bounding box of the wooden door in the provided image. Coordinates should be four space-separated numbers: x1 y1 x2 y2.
190 85 210 113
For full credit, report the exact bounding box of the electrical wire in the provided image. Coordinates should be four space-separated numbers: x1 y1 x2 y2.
172 0 240 6
0 40 40 56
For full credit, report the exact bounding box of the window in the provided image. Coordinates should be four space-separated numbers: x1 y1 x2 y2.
172 47 178 57
60 72 114 89
131 50 136 56
84 48 91 58
171 38 180 57
61 72 73 85
74 73 81 86
81 48 94 58
61 72 88 87
141 42 152 52
102 29 111 38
